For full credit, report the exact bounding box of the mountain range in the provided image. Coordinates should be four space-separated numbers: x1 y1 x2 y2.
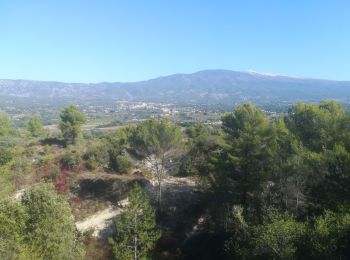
1 70 350 106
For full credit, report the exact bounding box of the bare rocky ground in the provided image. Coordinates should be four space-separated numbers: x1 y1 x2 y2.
73 173 200 239
12 166 205 258
76 198 128 237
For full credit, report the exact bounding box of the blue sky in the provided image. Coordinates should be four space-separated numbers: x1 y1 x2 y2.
0 1 349 82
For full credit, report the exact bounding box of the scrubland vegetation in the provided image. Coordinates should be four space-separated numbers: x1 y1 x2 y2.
1 100 350 259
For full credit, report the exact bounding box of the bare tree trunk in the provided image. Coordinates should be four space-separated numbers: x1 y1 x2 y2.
155 160 162 208
147 154 166 216
134 212 138 260
296 192 299 210
158 181 162 209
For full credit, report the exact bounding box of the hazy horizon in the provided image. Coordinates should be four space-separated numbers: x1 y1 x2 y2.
1 68 349 84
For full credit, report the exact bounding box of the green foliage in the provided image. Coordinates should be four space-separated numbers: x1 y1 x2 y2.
129 118 183 207
129 118 183 158
0 183 84 259
0 146 14 166
111 154 132 174
0 199 28 259
60 146 81 169
314 145 350 208
179 124 215 176
286 101 349 152
185 124 210 140
83 141 109 170
37 144 55 166
218 103 276 219
0 116 15 136
59 104 86 144
254 211 305 259
109 184 161 259
0 147 16 197
104 129 133 173
21 183 84 259
27 115 45 137
306 209 350 258
0 166 15 197
203 101 350 258
224 206 253 259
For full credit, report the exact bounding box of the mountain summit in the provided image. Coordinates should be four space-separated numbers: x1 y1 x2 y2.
1 70 350 105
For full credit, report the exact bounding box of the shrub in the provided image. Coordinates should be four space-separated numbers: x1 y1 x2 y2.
0 147 14 166
114 155 132 174
109 147 132 173
83 142 109 170
253 211 305 259
61 149 81 169
306 210 350 258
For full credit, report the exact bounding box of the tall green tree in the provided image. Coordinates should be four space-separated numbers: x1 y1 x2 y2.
270 118 320 214
218 103 275 220
179 124 215 176
109 184 161 260
59 104 86 144
27 115 45 137
129 118 183 208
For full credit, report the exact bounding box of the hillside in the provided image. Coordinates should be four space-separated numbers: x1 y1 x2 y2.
1 70 350 105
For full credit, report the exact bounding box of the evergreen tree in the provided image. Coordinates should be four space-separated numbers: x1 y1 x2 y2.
21 183 84 260
27 115 45 137
219 103 275 220
286 101 349 152
59 104 86 144
109 184 161 260
0 183 84 260
129 118 183 208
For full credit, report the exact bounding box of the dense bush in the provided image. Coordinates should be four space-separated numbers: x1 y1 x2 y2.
27 116 45 137
104 128 133 174
306 210 350 258
61 148 81 169
0 147 14 166
0 183 84 259
110 154 132 173
83 142 109 170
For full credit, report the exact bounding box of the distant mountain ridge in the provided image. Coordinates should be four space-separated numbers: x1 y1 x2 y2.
1 70 350 105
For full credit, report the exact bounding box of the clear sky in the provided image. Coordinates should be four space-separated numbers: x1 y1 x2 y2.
0 1 349 83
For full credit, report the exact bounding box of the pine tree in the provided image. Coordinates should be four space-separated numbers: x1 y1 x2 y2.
109 184 161 260
59 104 86 144
27 115 45 137
129 118 183 209
220 103 276 220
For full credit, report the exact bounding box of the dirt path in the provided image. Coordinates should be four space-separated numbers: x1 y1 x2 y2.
76 198 128 238
75 175 198 238
13 188 26 200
